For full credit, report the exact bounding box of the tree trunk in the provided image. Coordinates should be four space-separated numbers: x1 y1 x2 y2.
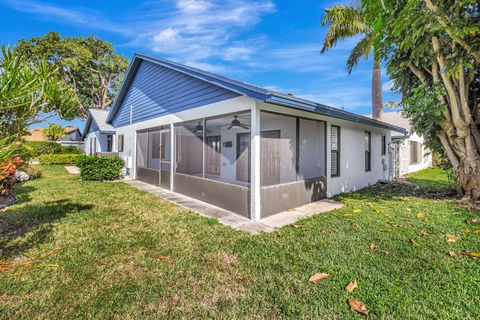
372 58 383 120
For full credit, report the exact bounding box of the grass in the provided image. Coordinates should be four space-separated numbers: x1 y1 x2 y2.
404 167 454 189
0 166 479 319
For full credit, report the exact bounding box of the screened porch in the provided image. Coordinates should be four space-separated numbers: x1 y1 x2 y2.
135 110 326 219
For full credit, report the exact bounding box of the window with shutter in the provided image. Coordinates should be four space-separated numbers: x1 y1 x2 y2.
365 131 371 172
331 125 340 177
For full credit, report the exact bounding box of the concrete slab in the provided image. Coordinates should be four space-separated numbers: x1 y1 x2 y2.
64 166 80 174
124 180 344 234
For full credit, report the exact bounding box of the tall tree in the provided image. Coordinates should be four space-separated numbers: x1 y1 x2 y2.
321 4 383 119
17 32 129 118
43 123 65 141
362 0 480 199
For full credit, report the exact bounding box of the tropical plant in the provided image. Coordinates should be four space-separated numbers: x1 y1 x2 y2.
0 45 78 166
321 4 383 119
0 157 23 196
43 123 65 141
17 32 129 117
362 0 480 199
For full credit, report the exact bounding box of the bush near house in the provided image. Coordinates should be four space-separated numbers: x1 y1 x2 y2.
76 155 124 181
38 154 83 165
24 167 41 179
61 145 82 154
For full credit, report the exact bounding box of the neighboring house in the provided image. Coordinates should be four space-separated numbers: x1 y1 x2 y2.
367 111 432 177
25 126 84 150
82 109 116 155
98 53 406 221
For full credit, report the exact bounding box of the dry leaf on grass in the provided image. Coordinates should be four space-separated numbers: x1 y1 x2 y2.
460 250 480 258
379 250 390 255
370 243 379 250
156 255 171 260
346 280 358 292
466 218 478 225
446 234 461 243
417 212 425 219
474 230 480 234
411 239 421 247
447 251 457 257
309 272 330 284
275 231 283 237
352 223 358 229
348 298 368 315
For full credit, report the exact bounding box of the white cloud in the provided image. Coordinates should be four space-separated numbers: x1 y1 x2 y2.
223 46 253 61
382 80 394 92
176 0 212 13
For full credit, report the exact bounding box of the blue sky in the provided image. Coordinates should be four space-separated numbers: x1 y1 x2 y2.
0 0 398 131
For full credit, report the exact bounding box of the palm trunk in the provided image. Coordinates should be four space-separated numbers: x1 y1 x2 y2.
372 58 383 120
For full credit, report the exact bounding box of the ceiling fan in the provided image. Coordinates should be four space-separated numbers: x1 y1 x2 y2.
227 115 250 130
192 121 211 133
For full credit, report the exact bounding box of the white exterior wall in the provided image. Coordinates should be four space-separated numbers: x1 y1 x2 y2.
399 133 432 175
257 102 391 197
84 131 110 155
113 96 394 198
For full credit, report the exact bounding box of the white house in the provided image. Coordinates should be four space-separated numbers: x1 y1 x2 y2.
99 53 406 221
83 109 116 155
368 111 432 176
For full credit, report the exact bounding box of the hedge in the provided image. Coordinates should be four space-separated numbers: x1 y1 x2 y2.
38 154 84 165
24 141 82 157
76 156 124 181
24 141 63 156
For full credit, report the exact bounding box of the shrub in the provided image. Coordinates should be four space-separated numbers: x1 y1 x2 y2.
62 145 82 154
38 154 84 165
25 167 41 179
24 141 62 156
0 157 24 196
77 156 124 181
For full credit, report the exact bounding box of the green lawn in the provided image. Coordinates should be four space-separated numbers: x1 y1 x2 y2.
1 166 479 319
404 167 454 189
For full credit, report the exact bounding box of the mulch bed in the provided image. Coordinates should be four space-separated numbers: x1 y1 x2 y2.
0 194 18 210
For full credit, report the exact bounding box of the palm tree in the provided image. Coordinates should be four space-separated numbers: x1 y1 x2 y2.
43 123 65 141
320 5 383 119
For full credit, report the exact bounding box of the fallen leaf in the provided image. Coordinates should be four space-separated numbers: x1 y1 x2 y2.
447 251 457 257
223 255 237 266
275 231 283 237
0 266 10 271
379 250 390 255
348 298 368 316
370 243 379 250
404 218 413 222
460 229 470 234
446 234 461 243
417 212 425 219
466 218 478 225
346 280 358 293
309 272 330 284
411 239 421 247
420 230 429 236
460 250 480 258
156 255 171 260
352 223 358 229
237 275 246 281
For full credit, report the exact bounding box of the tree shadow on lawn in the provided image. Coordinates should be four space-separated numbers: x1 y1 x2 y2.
12 184 37 205
336 181 457 203
0 199 93 257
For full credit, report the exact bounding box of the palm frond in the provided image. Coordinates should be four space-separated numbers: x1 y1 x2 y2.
321 5 370 54
346 34 374 74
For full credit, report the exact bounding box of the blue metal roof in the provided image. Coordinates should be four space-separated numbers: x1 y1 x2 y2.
106 53 407 134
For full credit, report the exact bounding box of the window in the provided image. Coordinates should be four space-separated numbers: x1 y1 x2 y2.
365 131 371 172
331 125 340 177
118 135 124 152
381 135 386 156
106 135 113 152
409 141 421 164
